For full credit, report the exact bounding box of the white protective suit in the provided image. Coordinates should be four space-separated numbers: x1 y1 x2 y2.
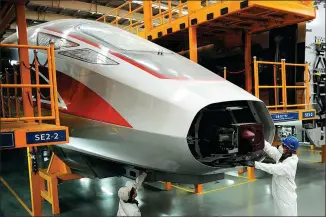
117 172 147 216
254 140 299 216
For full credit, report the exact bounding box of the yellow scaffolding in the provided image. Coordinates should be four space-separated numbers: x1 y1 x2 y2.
97 0 315 40
0 42 70 216
0 4 70 216
0 43 68 148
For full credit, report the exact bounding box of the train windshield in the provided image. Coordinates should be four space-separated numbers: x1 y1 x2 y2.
78 23 221 79
77 23 172 53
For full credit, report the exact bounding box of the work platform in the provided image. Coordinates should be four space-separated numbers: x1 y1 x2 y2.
0 42 69 150
146 0 315 42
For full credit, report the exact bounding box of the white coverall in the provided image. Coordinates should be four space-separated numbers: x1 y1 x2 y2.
117 172 147 216
254 140 299 216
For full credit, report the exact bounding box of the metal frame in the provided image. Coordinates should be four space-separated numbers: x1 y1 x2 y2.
0 43 59 123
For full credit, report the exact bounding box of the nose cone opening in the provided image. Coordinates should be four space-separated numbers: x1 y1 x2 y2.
186 100 271 169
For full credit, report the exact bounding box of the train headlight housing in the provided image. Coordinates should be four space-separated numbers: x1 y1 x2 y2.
58 48 119 65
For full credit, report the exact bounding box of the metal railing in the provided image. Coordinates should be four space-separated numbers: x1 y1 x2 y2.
96 0 193 34
96 0 146 35
0 43 60 125
150 0 188 25
253 57 310 111
96 0 315 36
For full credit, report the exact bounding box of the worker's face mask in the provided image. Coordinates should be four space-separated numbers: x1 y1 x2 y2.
279 149 293 162
126 187 139 206
129 187 137 200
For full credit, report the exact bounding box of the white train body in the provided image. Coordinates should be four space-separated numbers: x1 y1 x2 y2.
2 19 274 183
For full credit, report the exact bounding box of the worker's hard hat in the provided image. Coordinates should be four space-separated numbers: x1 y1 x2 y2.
282 136 299 152
118 186 130 201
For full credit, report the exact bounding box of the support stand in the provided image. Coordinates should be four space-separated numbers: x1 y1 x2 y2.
38 154 83 215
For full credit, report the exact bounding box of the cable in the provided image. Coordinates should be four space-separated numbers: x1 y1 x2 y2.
27 92 37 108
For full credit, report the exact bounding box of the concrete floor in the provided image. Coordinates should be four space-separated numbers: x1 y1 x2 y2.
0 146 325 216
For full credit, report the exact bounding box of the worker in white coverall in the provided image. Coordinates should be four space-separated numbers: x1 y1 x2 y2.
242 136 300 216
117 172 147 216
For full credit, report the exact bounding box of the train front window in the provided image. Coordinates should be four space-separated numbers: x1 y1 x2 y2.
77 23 172 53
77 22 221 79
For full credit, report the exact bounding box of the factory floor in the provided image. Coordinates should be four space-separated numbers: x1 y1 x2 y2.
0 146 325 216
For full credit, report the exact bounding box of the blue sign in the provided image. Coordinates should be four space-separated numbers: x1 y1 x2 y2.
271 112 299 122
302 111 316 119
26 130 66 144
0 132 15 148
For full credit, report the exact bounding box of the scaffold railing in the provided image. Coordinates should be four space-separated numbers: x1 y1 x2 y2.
253 57 311 112
0 43 60 125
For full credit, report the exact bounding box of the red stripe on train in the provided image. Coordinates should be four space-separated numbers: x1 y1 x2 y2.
54 69 132 128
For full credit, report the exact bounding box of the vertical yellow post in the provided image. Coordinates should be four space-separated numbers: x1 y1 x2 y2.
281 59 287 110
143 1 153 33
189 26 197 63
247 167 255 181
50 43 60 126
224 67 227 79
253 57 259 98
322 145 326 163
244 32 252 93
15 3 34 120
168 1 172 21
5 70 11 118
34 51 42 123
304 63 310 109
50 175 60 215
46 47 55 120
188 0 200 63
27 147 42 216
14 69 20 117
273 65 278 111
164 182 172 191
195 184 203 194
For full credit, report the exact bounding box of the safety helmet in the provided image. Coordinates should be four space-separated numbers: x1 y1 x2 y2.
118 186 130 201
282 136 299 152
